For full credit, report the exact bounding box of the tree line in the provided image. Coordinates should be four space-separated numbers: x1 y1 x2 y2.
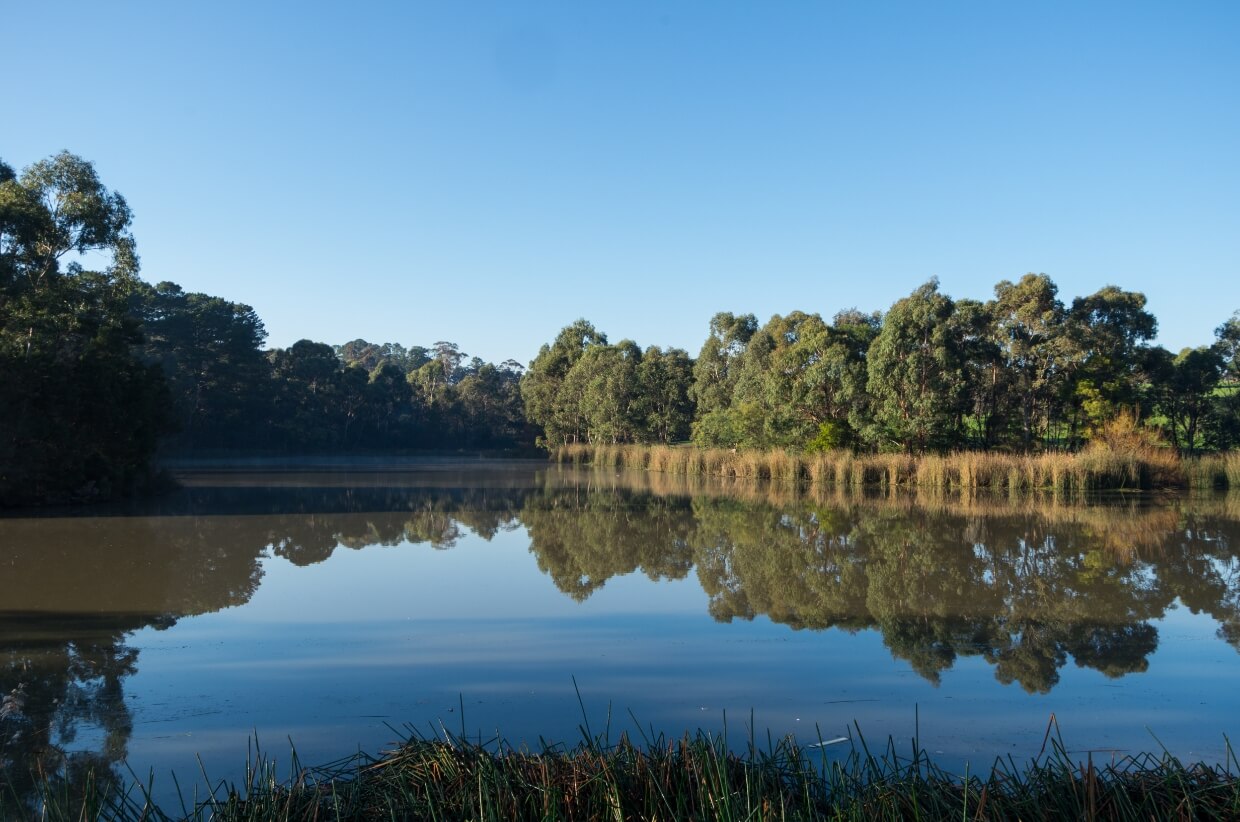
4 151 1239 505
129 280 533 453
1 152 533 505
524 280 1240 456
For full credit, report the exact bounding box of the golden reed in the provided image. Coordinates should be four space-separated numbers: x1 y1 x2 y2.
552 442 1218 492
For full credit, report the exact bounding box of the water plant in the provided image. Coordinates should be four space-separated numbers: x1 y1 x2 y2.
553 440 1211 492
6 719 1240 821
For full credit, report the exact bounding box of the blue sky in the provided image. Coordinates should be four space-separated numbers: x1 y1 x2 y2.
4 1 1237 365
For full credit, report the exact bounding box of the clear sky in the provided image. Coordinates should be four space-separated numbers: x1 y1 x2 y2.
4 1 1237 365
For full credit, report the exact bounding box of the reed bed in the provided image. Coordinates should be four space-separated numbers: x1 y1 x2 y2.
1188 452 1240 491
554 443 1214 492
12 723 1240 821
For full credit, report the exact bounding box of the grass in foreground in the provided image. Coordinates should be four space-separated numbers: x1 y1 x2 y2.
8 720 1240 821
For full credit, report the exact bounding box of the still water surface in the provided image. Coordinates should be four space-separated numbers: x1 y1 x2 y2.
3 461 1240 808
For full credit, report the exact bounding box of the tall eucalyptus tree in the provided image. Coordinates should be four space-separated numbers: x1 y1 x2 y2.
865 280 967 453
1 153 171 504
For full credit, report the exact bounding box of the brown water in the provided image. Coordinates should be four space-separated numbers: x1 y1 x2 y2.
3 462 1239 811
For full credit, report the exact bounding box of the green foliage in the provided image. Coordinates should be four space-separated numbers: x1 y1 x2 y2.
1147 345 1225 454
690 403 765 448
0 152 172 505
865 279 966 453
523 322 694 447
951 297 1003 448
688 310 876 451
728 311 833 447
255 339 532 451
521 319 607 446
689 311 756 418
571 340 643 444
635 345 694 443
1064 285 1159 438
989 273 1066 450
335 339 430 373
1217 311 1240 380
527 278 1235 459
805 419 851 452
130 281 272 448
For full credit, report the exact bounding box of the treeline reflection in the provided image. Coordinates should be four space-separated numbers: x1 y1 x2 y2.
4 472 1240 807
545 473 1240 691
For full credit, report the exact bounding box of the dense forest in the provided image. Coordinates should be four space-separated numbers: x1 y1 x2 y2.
1 153 533 505
523 287 1240 458
3 152 1239 505
523 285 1240 457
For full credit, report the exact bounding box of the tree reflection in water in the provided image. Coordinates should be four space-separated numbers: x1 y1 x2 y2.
518 474 1240 695
1 483 531 808
3 471 1240 806
1 614 151 815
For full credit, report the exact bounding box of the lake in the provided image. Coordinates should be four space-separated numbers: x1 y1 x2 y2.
3 460 1239 811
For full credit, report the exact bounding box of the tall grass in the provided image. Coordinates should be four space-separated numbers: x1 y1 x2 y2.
553 441 1211 493
1188 452 1240 491
11 722 1240 821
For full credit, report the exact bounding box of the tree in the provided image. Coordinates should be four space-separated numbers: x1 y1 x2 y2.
364 361 415 444
130 281 272 448
1150 346 1224 455
949 298 1003 449
635 346 694 443
865 280 967 453
1217 312 1240 380
336 339 385 371
431 341 467 383
690 313 757 416
729 312 823 447
521 319 607 446
691 308 881 451
268 340 356 447
785 310 879 450
0 152 171 505
1064 285 1157 438
1208 313 1240 449
582 340 645 444
988 274 1066 450
453 361 532 449
0 151 137 296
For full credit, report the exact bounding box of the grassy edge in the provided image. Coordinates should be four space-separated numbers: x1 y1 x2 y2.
6 721 1240 821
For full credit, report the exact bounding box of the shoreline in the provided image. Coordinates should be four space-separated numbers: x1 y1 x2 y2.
10 725 1240 821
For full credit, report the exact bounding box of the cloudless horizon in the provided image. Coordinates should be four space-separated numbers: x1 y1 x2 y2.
5 1 1238 365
